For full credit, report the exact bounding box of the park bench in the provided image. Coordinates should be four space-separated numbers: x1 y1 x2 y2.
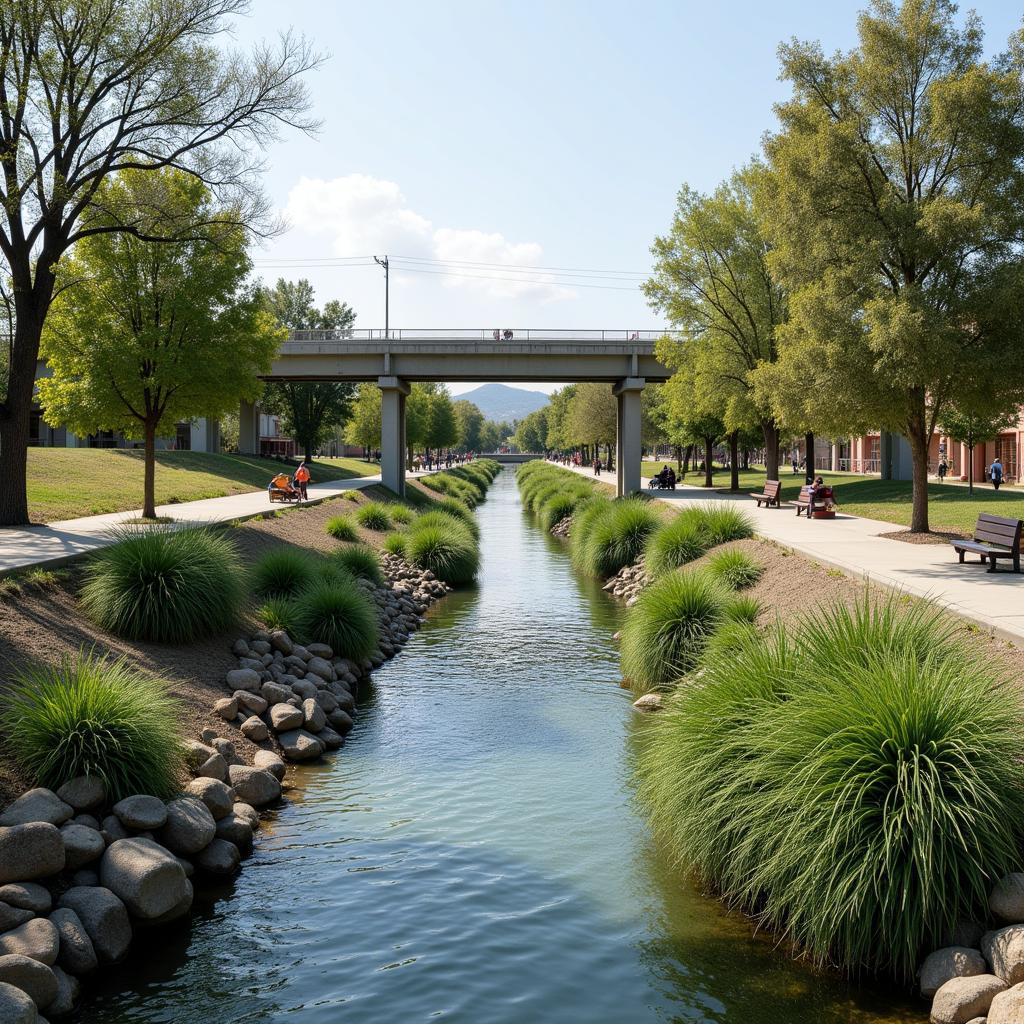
750 479 781 508
793 484 837 519
950 514 1022 573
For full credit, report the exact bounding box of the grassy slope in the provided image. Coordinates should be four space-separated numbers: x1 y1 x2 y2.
28 449 375 522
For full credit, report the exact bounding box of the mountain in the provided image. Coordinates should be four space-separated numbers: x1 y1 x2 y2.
456 383 549 423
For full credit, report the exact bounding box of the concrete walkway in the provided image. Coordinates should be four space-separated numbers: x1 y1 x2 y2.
0 472 402 576
568 464 1024 643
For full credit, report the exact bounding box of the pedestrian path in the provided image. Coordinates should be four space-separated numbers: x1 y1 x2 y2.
0 472 407 576
566 464 1024 643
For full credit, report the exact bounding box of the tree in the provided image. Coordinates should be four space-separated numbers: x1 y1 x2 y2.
424 388 459 451
514 408 548 453
479 420 503 452
345 384 382 458
261 279 357 461
0 1 317 525
453 400 484 451
938 406 1019 495
645 163 788 479
543 385 578 452
38 170 281 519
760 0 1024 531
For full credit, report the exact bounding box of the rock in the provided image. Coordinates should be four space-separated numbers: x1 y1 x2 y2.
239 716 269 743
232 639 250 657
270 631 293 655
184 779 234 822
235 692 268 715
989 981 1024 1023
276 729 323 763
632 693 664 712
921 947 989 997
269 703 303 732
157 798 215 857
181 739 216 770
58 824 104 870
226 666 260 692
71 814 99 831
0 887 49 916
209 738 239 765
47 965 78 1018
231 803 259 830
932 975 1008 1024
56 888 131 964
195 754 227 782
252 751 286 780
307 642 332 659
54 778 105 813
0 791 73 828
983 926 1024 985
0 954 57 1009
100 838 192 921
0 900 35 934
250 639 272 656
992 874 1024 924
112 796 167 832
334 690 356 713
301 698 326 733
99 815 129 844
327 708 353 733
0 824 65 884
317 726 343 750
0 980 37 1023
214 812 253 850
226 766 280 808
48 908 97 976
194 838 240 876
0 919 59 965
69 871 98 889
213 697 238 721
290 678 318 700
260 682 292 705
305 656 334 682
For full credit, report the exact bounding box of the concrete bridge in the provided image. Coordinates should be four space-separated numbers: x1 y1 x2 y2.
239 329 677 497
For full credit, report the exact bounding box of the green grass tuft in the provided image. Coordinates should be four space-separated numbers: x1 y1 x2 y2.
383 533 409 558
705 548 764 590
388 504 416 525
291 577 379 661
356 502 393 531
406 521 479 585
332 544 383 585
252 547 318 599
574 497 661 577
325 515 359 541
257 595 298 634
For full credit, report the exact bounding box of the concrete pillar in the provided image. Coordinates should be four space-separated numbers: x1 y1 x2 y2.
830 441 840 472
378 376 411 496
613 377 645 497
206 419 220 453
239 400 259 455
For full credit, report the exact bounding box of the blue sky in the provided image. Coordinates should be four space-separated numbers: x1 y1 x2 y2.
236 0 1022 394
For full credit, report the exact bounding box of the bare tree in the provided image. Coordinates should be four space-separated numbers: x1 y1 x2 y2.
0 0 320 524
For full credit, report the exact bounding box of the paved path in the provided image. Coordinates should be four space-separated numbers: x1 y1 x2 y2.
568 464 1024 643
0 472 403 576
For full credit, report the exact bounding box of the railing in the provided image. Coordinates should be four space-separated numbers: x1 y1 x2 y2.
286 328 680 343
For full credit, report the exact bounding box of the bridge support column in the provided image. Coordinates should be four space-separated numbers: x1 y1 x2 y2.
239 400 258 455
613 377 645 497
378 376 411 496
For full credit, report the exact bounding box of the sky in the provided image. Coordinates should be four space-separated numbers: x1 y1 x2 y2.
235 0 1023 395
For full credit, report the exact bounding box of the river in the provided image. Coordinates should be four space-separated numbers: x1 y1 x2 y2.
78 469 919 1024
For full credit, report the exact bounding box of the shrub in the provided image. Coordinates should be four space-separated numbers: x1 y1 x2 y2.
356 502 393 531
388 504 416 526
723 592 761 624
705 548 763 590
432 498 479 537
81 527 243 643
644 515 710 575
333 545 383 585
252 547 317 599
635 598 1024 980
257 595 298 634
569 497 614 572
619 571 728 692
694 503 755 546
1 652 185 801
539 493 580 532
700 618 760 662
406 522 479 585
325 515 358 541
342 490 360 502
383 532 409 558
292 578 379 660
575 497 661 577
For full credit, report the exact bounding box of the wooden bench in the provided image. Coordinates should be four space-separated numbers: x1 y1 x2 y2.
793 485 836 518
951 514 1022 573
750 479 781 508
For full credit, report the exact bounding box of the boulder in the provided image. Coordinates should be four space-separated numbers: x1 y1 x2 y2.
69 871 98 889
252 751 286 781
327 709 353 733
0 919 59 965
260 682 292 705
0 980 37 1023
225 668 260 693
195 754 228 782
213 697 238 721
57 824 104 871
307 643 333 660
0 887 49 916
232 803 259 831
48 909 97 976
633 693 664 712
276 729 323 763
301 698 326 733
268 703 303 732
194 839 240 876
226 766 280 808
184 779 234 822
71 815 99 831
231 639 250 657
100 838 192 921
156 799 215 856
99 816 129 845
180 740 216 771
305 656 334 682
932 975 1008 1024
234 692 268 715
0 791 73 828
0 901 34 937
290 678 318 700
250 639 271 656
112 796 167 832
54 778 105 813
214 814 253 851
56 888 131 964
992 874 1024 925
921 947 989 998
0 954 57 1009
46 965 79 1018
239 716 269 743
334 690 356 713
317 726 343 750
270 631 293 655
0 824 65 884
983 925 1024 985
989 981 1024 1023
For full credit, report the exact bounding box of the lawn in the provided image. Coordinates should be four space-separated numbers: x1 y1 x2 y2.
647 463 1024 535
26 449 376 522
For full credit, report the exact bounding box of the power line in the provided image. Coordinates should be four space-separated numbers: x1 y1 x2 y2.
392 266 642 291
252 253 649 277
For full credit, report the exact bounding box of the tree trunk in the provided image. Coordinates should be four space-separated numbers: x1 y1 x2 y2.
729 432 739 491
682 443 693 476
143 422 157 520
605 442 613 471
675 444 682 473
968 443 975 495
703 437 714 487
761 420 780 481
742 447 750 470
907 405 930 533
804 431 815 484
304 440 314 463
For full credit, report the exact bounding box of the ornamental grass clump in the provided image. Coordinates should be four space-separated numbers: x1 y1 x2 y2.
569 497 614 572
252 547 318 599
325 515 359 541
81 526 244 643
693 503 755 545
644 515 710 575
705 548 763 590
406 521 479 585
383 533 409 558
388 504 416 526
635 597 1024 981
1 652 185 801
432 498 479 537
292 577 379 661
356 501 393 531
332 544 383 585
539 493 580 532
257 595 298 634
575 497 661 577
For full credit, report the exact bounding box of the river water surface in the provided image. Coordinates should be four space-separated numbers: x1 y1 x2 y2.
79 470 919 1024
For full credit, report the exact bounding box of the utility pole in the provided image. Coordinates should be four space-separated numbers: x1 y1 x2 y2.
374 255 389 338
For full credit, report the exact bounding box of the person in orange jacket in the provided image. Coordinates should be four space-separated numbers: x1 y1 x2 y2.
293 460 311 500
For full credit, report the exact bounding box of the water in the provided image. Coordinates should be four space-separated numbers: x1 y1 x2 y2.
78 471 920 1024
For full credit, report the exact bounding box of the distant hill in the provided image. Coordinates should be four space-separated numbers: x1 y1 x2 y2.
457 383 549 423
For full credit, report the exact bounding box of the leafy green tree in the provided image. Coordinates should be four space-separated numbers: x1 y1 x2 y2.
938 406 1019 495
345 384 382 458
479 420 503 452
645 163 787 478
0 0 317 525
261 279 357 461
543 385 577 451
567 383 617 467
425 388 459 450
514 409 548 452
38 170 281 519
760 0 1024 531
453 400 484 451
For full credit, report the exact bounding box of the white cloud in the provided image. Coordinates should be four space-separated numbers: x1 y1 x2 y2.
283 175 575 303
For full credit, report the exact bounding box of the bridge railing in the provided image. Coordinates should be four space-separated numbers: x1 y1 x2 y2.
286 329 681 343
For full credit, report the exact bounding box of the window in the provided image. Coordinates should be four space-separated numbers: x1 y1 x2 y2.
175 423 191 451
996 434 1018 481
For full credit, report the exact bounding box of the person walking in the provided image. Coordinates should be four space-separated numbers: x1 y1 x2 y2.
293 459 311 500
991 457 1004 491
937 457 948 482
593 456 602 477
